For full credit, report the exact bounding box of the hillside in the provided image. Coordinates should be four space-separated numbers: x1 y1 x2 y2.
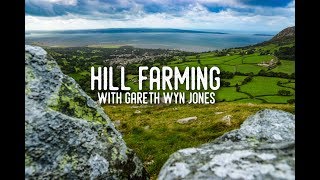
257 26 295 46
271 26 295 42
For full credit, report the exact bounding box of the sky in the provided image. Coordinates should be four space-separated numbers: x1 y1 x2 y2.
25 0 295 32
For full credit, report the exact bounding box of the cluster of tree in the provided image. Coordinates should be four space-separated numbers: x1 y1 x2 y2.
235 83 241 92
196 55 202 65
235 72 254 76
258 70 295 79
278 90 292 96
215 50 229 57
220 71 235 79
153 56 175 65
246 49 255 55
239 49 254 56
274 46 295 60
125 63 140 75
220 80 231 87
241 76 253 85
287 99 295 104
174 51 198 56
181 56 187 62
259 49 271 55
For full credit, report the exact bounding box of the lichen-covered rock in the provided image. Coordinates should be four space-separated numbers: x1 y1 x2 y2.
158 109 295 180
25 45 149 179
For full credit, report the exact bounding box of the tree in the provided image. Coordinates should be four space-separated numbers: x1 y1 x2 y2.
277 81 282 86
235 83 240 92
241 76 253 85
274 46 295 60
276 60 282 65
220 71 235 79
221 80 231 87
287 99 295 104
182 56 187 62
278 90 291 96
196 54 201 65
247 49 255 55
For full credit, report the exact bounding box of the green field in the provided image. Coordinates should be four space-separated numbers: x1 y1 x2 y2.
258 95 295 104
271 60 295 74
104 103 294 178
47 35 295 179
237 64 266 74
240 76 294 97
125 51 294 104
242 54 273 64
216 87 249 101
281 82 295 89
224 75 248 86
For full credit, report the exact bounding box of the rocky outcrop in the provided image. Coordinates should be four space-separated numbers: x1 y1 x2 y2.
158 109 295 180
257 26 295 46
25 45 148 179
177 117 197 124
271 26 295 42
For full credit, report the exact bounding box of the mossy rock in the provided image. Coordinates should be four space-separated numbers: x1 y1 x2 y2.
25 45 149 179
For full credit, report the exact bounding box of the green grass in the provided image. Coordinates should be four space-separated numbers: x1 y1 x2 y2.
216 87 249 101
224 76 247 86
243 54 274 64
233 98 264 104
236 64 266 74
104 103 294 179
51 42 295 179
126 75 140 92
168 62 200 70
199 53 215 58
223 57 244 65
271 60 295 74
257 43 278 51
219 64 236 72
240 76 295 97
281 82 295 89
258 95 295 104
69 71 90 82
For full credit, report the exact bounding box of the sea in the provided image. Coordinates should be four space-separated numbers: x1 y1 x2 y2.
25 28 275 52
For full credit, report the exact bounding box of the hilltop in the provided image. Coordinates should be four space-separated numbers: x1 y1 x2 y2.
271 26 295 42
257 26 295 45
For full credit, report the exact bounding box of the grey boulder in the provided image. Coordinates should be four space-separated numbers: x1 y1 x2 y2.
158 109 295 180
25 45 149 179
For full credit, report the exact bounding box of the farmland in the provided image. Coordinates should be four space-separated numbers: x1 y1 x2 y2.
44 35 295 178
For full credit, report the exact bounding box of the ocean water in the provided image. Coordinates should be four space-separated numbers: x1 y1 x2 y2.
25 29 273 52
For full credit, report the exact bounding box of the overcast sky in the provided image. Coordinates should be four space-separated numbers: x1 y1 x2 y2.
25 0 295 31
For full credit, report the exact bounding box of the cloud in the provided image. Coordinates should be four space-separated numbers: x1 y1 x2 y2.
43 0 77 6
25 0 295 31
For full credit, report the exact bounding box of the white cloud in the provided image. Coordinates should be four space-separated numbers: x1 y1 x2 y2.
25 3 294 31
198 0 243 7
31 0 77 6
